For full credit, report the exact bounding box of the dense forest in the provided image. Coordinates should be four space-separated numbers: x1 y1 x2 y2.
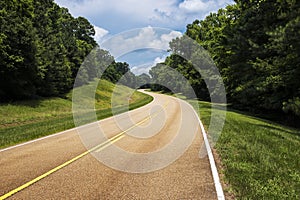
151 0 300 125
0 0 134 100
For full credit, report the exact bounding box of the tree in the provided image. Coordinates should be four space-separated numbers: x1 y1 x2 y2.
161 0 300 125
0 0 38 99
0 0 98 100
136 73 151 88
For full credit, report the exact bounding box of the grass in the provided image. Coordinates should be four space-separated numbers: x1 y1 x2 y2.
0 80 153 148
189 100 300 199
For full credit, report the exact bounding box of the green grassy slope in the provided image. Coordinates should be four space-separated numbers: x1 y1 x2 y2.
189 100 300 199
0 80 153 148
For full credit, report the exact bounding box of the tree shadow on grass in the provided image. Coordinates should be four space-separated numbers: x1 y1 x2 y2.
255 123 300 138
10 99 43 108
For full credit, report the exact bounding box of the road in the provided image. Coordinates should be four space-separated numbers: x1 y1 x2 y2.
0 91 221 199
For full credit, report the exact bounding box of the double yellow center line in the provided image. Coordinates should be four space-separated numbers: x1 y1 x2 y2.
0 100 169 199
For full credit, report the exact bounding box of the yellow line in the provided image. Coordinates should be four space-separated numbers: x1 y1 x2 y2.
95 135 125 153
1 99 170 200
95 99 169 153
0 150 88 200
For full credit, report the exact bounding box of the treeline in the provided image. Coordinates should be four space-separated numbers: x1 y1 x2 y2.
0 0 97 99
0 0 137 101
151 0 300 124
75 47 137 88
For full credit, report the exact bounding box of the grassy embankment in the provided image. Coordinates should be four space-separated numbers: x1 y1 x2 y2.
189 100 300 199
0 80 153 148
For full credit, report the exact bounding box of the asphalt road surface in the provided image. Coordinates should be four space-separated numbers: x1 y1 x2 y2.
0 91 220 199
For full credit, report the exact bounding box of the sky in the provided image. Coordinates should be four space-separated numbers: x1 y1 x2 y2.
54 0 234 75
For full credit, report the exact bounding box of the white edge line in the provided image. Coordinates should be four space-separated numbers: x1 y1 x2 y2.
0 91 225 200
190 104 225 200
113 89 224 199
0 90 155 153
0 126 78 153
169 95 225 200
198 118 225 200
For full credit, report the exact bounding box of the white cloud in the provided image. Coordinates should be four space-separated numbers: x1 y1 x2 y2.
163 31 182 42
93 26 109 43
131 55 167 75
54 0 233 75
55 0 234 34
131 63 153 75
101 27 182 58
153 56 166 65
55 0 178 31
179 0 213 13
179 0 234 14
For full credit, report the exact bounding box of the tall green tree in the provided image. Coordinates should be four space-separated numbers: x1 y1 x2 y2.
163 0 300 124
0 0 98 99
0 0 38 99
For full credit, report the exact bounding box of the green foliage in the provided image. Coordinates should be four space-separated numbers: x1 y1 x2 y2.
75 47 137 89
103 61 135 87
0 0 98 100
136 73 151 88
165 0 300 125
0 0 38 99
224 0 300 119
150 35 225 101
283 97 300 116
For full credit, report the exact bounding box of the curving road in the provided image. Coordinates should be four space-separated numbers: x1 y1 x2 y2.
0 91 219 199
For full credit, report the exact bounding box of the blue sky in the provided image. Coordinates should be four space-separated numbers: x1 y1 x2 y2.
55 0 234 74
